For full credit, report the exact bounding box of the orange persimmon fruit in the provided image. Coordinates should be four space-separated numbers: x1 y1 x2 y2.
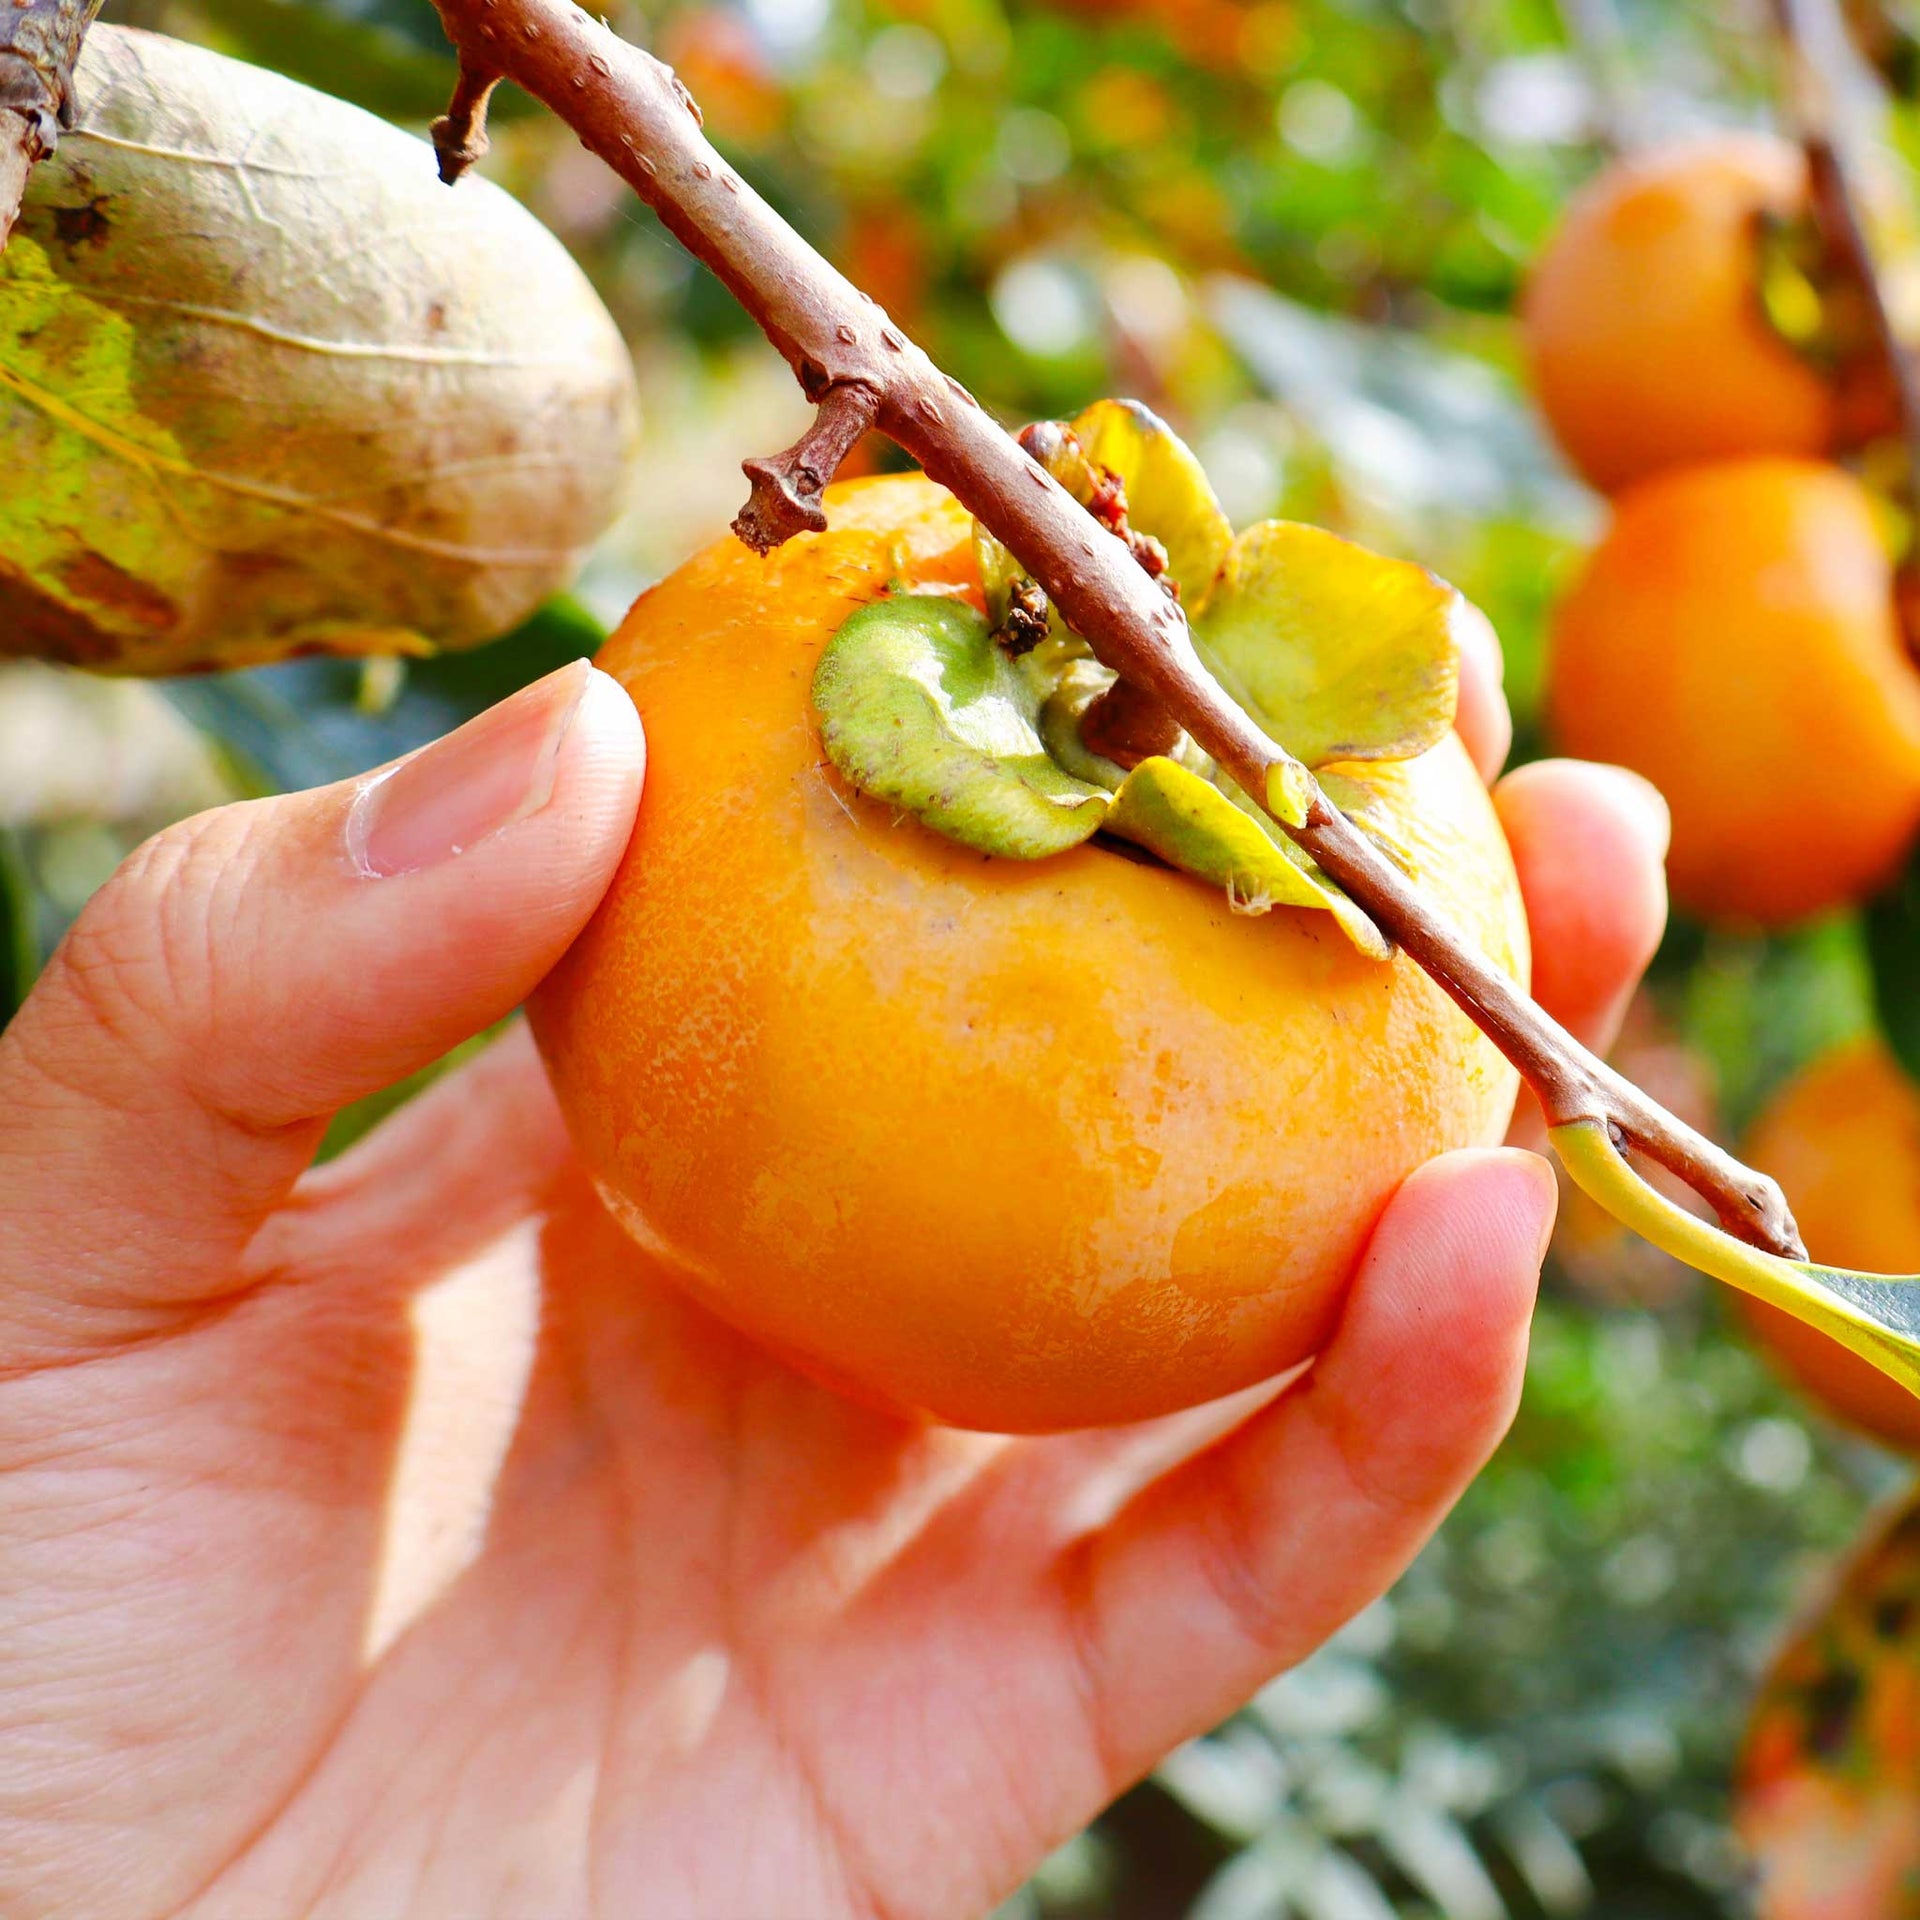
1547 457 1920 928
1741 1039 1920 1453
530 474 1530 1433
1522 134 1834 493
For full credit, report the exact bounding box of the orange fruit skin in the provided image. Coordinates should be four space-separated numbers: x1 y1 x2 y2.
1547 458 1920 928
1743 1040 1920 1453
530 474 1529 1433
1522 134 1833 493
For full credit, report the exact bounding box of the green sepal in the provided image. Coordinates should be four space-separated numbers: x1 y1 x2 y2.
1069 398 1234 602
1106 756 1388 960
1038 661 1129 792
1196 520 1461 768
813 595 1111 860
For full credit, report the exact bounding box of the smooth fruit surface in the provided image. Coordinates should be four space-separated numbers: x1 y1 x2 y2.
531 474 1529 1432
1522 134 1831 493
1743 1040 1920 1452
1548 458 1920 927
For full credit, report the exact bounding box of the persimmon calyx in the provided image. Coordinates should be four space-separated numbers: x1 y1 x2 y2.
812 399 1491 959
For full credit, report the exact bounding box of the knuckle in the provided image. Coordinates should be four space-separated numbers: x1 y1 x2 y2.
50 805 264 1074
1190 1451 1302 1658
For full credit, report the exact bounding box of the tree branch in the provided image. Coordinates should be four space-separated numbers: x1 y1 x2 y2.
427 0 1805 1259
0 0 100 250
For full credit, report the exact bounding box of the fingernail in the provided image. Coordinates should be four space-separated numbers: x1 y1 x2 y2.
1587 764 1672 863
348 660 591 878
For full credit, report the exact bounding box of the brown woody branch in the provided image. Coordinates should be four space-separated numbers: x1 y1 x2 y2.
427 0 1805 1260
0 0 99 249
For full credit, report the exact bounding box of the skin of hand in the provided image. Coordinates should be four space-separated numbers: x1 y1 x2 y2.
0 639 1669 1920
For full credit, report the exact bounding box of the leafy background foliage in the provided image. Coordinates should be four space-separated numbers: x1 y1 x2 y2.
7 0 1917 1911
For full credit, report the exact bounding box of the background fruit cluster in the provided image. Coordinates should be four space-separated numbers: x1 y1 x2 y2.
12 0 1920 1913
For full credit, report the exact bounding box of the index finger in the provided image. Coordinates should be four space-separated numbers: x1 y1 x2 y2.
1454 600 1513 784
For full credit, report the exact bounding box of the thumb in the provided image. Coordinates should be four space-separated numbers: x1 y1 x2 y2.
0 660 642 1365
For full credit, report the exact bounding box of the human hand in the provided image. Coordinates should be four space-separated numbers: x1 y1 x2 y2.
0 642 1667 1919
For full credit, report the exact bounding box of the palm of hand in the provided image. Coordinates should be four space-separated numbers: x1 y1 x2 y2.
2 1025 1541 1920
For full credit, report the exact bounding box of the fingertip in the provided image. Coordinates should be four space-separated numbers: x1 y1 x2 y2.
1316 1147 1552 1490
1495 757 1669 1052
1359 1146 1555 1335
1452 600 1513 784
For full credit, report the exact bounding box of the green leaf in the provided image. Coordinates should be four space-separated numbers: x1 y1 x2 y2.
813 596 1111 859
1195 520 1461 768
1866 844 1920 1089
1105 756 1387 959
1070 397 1234 603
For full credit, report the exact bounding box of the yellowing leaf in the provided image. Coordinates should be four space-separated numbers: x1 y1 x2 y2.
1105 756 1388 959
1196 521 1462 768
0 25 637 674
814 596 1112 859
1070 398 1234 603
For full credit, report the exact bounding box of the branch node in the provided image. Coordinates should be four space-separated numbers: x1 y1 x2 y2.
432 63 502 186
733 382 880 554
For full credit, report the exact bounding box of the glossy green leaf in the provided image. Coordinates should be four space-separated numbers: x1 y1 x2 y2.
1070 398 1234 604
814 596 1111 859
1105 756 1387 959
1196 521 1462 768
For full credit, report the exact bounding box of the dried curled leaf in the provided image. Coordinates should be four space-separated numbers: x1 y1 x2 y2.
1105 756 1387 958
1195 520 1461 768
0 25 639 674
813 596 1111 859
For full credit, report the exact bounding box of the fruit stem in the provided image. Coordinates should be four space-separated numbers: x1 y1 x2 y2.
0 0 99 251
425 0 1808 1263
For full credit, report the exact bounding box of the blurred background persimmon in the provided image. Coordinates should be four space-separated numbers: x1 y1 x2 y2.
1522 135 1835 493
1743 1040 1920 1454
1547 457 1920 928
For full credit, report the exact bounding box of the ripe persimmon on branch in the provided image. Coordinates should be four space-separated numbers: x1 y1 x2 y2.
424 0 1804 1260
0 0 99 248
